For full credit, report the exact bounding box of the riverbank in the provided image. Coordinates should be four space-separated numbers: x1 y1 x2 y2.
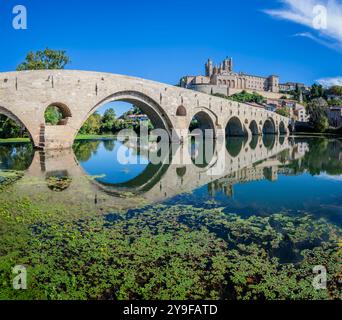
1 131 341 145
0 134 118 144
292 132 342 138
293 126 342 137
0 138 30 144
75 134 118 140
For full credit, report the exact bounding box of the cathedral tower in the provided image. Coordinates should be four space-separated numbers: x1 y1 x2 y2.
223 57 233 72
205 59 213 77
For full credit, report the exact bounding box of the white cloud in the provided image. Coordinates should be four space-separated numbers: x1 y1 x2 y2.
264 0 342 51
316 76 342 87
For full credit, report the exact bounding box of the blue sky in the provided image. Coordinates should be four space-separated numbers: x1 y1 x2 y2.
1 0 342 110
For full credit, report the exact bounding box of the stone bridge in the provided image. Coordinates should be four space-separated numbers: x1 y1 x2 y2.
0 70 290 150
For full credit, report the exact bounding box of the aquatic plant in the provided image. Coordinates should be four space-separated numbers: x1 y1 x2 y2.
0 196 340 300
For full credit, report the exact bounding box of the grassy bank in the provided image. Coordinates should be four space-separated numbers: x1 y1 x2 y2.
0 138 30 144
293 126 342 137
292 132 342 138
74 134 118 140
1 131 341 145
0 135 118 144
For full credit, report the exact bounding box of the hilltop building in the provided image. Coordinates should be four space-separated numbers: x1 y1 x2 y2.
181 57 309 100
181 57 280 96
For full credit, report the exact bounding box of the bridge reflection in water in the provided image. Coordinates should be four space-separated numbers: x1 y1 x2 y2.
13 135 308 213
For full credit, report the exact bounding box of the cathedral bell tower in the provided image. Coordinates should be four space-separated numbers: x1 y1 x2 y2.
223 57 233 72
205 59 213 77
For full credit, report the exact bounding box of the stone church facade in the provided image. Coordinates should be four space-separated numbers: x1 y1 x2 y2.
181 57 280 96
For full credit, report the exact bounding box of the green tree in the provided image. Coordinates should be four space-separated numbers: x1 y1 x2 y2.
213 91 266 104
327 99 342 106
328 85 342 96
230 91 266 104
101 108 117 133
0 116 23 139
79 113 102 135
310 84 325 99
44 106 63 125
314 117 329 133
17 48 70 71
125 105 143 116
307 98 329 132
276 107 290 117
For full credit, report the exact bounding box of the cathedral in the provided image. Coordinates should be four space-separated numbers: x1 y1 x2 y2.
181 57 280 95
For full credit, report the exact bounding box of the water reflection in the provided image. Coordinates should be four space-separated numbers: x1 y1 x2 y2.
249 135 259 150
263 134 276 149
190 136 216 168
0 143 34 171
0 136 341 224
226 137 245 157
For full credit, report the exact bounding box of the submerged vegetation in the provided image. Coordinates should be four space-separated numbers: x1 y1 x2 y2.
0 186 340 300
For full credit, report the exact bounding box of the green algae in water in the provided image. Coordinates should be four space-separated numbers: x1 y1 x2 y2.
0 198 340 300
0 171 24 188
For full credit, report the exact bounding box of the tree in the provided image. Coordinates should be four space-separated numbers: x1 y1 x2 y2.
328 99 342 106
125 105 143 116
79 113 102 135
45 106 63 125
314 117 329 133
17 48 70 71
307 98 329 132
310 84 325 99
328 85 342 96
215 91 266 105
101 108 117 133
276 107 290 117
0 115 23 138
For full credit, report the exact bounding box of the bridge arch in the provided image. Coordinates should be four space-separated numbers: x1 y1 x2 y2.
189 108 217 137
279 121 287 135
80 90 175 139
45 102 72 125
0 105 34 143
249 120 259 136
225 116 245 137
263 118 276 135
